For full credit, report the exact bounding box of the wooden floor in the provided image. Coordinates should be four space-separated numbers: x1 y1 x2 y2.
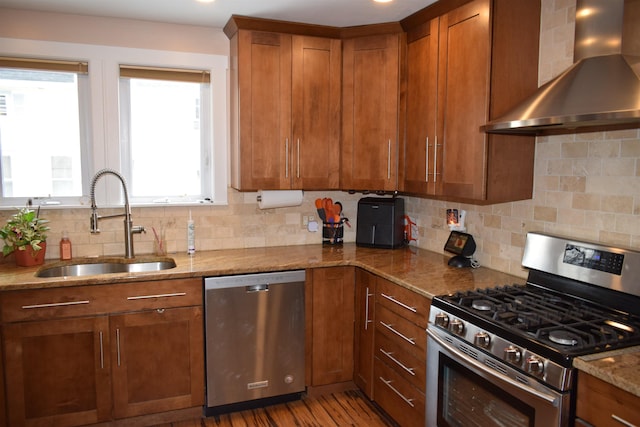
156 390 395 427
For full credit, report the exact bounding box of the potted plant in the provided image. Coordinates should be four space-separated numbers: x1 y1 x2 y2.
0 207 50 266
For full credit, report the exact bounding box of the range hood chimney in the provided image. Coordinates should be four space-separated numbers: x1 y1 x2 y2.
482 0 640 135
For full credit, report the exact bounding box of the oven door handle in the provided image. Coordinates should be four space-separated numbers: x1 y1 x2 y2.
427 328 560 406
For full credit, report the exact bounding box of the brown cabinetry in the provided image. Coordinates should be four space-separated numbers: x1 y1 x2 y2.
577 371 640 427
306 267 355 386
342 32 401 192
401 0 540 203
227 21 341 191
354 269 376 398
0 279 204 427
373 277 430 427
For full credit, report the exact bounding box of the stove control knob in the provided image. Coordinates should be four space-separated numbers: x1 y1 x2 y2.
450 319 464 335
504 346 522 365
434 313 449 328
474 332 491 348
526 356 545 376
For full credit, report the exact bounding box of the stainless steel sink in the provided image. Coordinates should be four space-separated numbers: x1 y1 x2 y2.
35 257 177 278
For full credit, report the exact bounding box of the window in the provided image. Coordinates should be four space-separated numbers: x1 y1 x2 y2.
0 41 228 208
119 66 212 203
0 58 88 201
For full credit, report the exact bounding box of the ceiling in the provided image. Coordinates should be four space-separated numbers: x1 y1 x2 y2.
0 0 438 29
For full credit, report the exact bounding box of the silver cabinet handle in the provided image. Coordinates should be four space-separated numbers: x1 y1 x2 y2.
364 287 373 330
612 415 637 427
127 292 186 300
380 321 416 345
425 136 429 182
387 139 392 180
116 328 121 367
380 347 415 376
379 376 415 407
297 138 300 178
433 135 439 182
22 300 90 309
285 138 289 178
99 331 104 369
380 292 417 313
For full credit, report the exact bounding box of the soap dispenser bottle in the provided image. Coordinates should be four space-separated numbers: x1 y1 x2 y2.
60 231 72 260
187 211 195 255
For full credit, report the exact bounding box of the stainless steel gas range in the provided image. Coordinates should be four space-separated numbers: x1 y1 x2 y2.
426 232 640 427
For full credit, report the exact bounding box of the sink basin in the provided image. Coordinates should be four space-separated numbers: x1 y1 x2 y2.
35 257 177 278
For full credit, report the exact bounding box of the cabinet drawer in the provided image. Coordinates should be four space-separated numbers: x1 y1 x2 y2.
374 357 425 427
577 372 640 427
376 279 430 328
375 332 425 392
376 305 426 357
1 278 202 322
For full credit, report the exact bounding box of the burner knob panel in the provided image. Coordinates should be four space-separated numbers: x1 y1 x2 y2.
450 319 464 335
526 356 545 376
474 332 491 348
504 346 522 365
434 313 449 328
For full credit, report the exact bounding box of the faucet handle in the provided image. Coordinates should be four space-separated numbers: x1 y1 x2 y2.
132 225 146 235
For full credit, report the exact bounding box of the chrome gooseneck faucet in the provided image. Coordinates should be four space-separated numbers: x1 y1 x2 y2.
90 168 145 259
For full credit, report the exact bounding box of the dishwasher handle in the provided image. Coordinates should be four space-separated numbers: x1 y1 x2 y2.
246 284 269 293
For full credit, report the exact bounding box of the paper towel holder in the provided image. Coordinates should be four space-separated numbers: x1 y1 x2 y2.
256 190 305 202
256 190 305 209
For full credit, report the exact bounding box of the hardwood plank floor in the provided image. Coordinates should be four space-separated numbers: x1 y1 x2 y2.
157 390 395 427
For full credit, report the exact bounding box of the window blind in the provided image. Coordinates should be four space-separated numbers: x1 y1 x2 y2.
120 65 210 83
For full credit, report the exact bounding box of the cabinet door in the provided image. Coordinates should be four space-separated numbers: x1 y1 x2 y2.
402 18 440 195
342 33 400 192
3 317 112 427
307 267 355 386
354 269 376 398
232 30 292 190
438 0 491 200
110 306 204 419
291 36 341 190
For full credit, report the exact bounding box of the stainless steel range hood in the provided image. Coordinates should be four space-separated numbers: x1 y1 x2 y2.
482 0 640 135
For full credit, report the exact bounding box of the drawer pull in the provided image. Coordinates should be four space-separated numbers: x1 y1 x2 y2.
380 293 417 313
612 414 637 427
116 328 121 367
379 376 415 408
380 348 416 376
22 300 90 309
380 321 416 345
127 292 186 300
99 331 104 369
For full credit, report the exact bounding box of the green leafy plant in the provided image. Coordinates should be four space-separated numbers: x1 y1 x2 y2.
0 208 50 257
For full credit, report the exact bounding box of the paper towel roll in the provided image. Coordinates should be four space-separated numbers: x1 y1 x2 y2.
257 190 304 209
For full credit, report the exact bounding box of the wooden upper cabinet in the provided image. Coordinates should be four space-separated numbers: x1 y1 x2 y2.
231 30 292 191
401 0 540 203
228 21 341 191
291 36 342 189
401 18 440 196
342 33 401 192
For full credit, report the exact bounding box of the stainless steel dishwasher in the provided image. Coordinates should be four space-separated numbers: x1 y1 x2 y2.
204 270 305 414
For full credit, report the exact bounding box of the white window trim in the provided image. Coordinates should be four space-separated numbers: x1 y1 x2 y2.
0 37 229 209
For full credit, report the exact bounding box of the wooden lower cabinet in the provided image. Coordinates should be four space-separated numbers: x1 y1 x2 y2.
110 306 204 419
576 371 640 427
0 329 6 427
306 267 355 386
0 278 204 427
354 269 376 398
3 316 112 427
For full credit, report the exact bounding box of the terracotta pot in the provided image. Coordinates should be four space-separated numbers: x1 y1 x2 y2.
14 242 47 267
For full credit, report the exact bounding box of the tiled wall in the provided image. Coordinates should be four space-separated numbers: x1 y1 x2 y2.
2 0 639 280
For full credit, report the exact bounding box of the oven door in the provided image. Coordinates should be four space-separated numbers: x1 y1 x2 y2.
426 328 571 427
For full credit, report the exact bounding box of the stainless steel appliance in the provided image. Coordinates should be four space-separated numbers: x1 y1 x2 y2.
204 270 305 414
426 232 640 426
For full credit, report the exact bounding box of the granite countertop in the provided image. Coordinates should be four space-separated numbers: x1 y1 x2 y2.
0 243 522 296
574 346 640 398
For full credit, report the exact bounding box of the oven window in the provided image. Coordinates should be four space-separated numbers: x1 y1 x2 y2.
437 353 535 427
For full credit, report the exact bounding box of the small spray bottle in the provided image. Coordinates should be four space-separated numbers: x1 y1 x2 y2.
187 210 195 255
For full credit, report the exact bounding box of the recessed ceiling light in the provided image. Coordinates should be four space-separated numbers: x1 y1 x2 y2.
196 0 215 3
373 0 394 3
